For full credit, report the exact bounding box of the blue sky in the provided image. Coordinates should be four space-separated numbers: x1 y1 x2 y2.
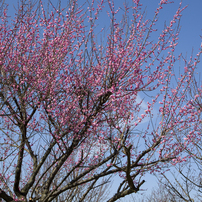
4 0 202 201
142 0 202 58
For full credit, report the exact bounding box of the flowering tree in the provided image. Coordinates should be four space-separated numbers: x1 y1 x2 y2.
153 75 202 202
0 0 201 201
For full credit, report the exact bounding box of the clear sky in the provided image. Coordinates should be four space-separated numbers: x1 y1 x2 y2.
4 0 202 201
142 0 202 58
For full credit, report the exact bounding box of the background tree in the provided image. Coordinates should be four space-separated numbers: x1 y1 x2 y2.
136 179 193 202
134 182 179 202
0 0 201 202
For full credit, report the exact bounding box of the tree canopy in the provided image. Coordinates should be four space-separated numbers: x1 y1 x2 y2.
0 0 201 201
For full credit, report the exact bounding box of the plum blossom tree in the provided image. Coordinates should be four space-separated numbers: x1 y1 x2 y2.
0 0 201 201
153 75 202 202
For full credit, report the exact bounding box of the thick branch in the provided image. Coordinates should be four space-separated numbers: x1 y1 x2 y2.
14 138 25 197
107 180 145 202
0 188 14 202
